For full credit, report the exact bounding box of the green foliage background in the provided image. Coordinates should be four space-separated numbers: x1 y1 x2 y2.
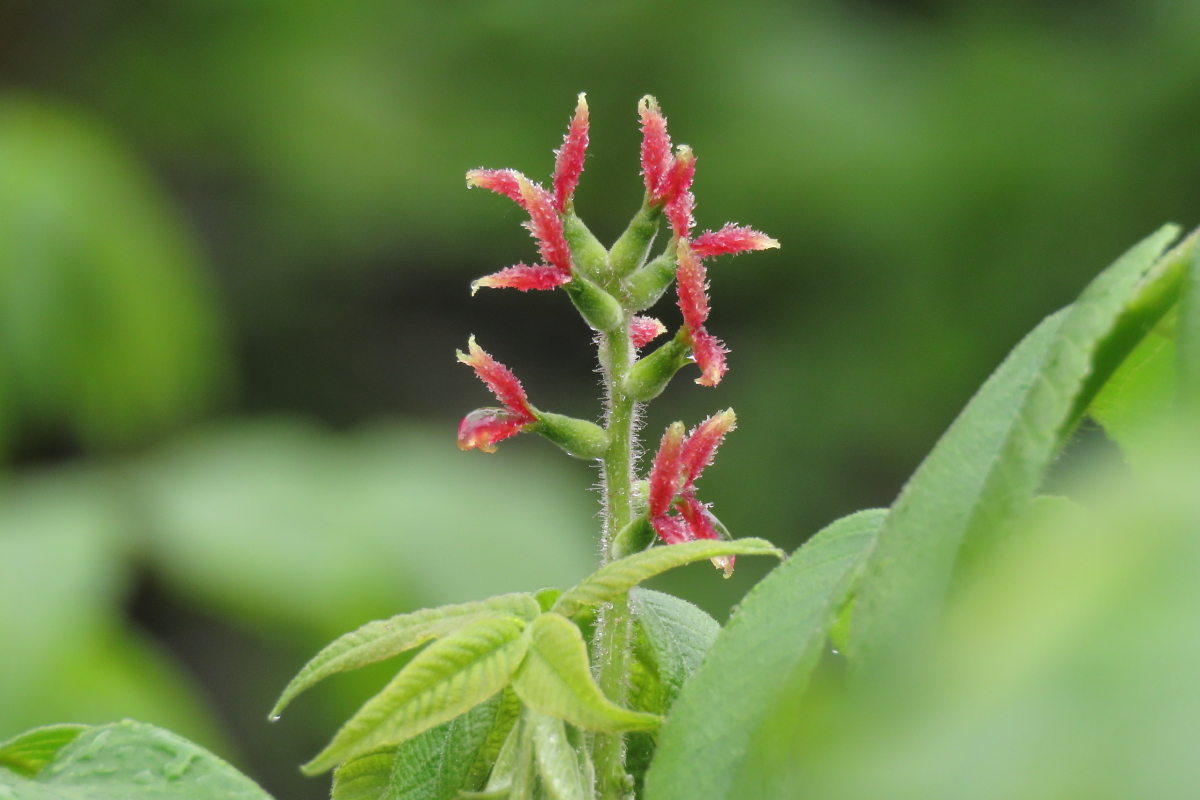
2 0 1199 797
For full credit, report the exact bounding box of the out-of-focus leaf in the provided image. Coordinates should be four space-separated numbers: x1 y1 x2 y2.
304 616 530 775
136 421 596 641
0 720 272 799
849 226 1195 674
551 539 783 618
0 725 88 778
1090 312 1176 467
529 710 587 800
512 613 659 733
0 96 225 452
744 443 1200 800
1178 246 1200 411
644 509 884 800
272 594 540 719
625 589 719 792
0 471 223 751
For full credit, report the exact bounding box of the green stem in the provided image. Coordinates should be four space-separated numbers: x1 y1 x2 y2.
594 317 637 799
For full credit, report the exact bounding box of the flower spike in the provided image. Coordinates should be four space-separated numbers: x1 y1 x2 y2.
691 224 780 258
630 316 667 349
639 96 674 204
553 93 590 213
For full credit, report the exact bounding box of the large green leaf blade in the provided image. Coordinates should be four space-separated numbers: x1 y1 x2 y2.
643 509 885 800
849 225 1196 673
625 590 720 793
0 720 273 799
304 615 530 775
512 613 660 733
551 539 783 618
272 593 540 719
0 725 89 778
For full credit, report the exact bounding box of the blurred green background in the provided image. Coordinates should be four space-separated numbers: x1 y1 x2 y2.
2 0 1199 796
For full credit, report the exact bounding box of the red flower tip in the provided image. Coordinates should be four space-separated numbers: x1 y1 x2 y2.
472 264 572 294
639 95 674 203
675 240 710 332
466 169 528 209
456 336 536 422
691 224 780 258
553 93 590 213
648 422 687 518
677 495 720 542
517 176 573 276
680 409 736 488
457 408 529 453
630 316 667 349
651 513 691 546
690 327 729 387
664 146 696 240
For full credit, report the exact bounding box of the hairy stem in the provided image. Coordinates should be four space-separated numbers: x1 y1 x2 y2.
594 316 637 799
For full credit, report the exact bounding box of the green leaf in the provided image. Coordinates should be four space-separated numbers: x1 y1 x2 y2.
336 691 514 800
628 589 720 716
331 749 394 800
272 594 540 719
849 225 1196 674
0 720 272 798
1090 312 1176 467
303 615 531 775
512 613 660 733
551 539 784 618
0 725 88 778
463 688 521 790
625 590 720 792
1178 244 1200 411
529 711 588 800
643 509 885 800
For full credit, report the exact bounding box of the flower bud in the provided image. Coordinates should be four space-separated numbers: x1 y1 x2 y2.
533 411 609 460
563 213 608 282
609 515 656 560
625 250 677 311
564 273 624 333
624 332 690 402
608 203 662 279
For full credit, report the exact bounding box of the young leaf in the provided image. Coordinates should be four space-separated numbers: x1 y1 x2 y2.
850 225 1197 674
330 691 516 800
625 589 720 791
303 615 531 775
551 539 783 618
331 749 394 800
273 593 540 719
0 724 89 778
627 588 719 716
529 710 588 800
643 509 885 800
0 720 273 799
512 613 661 733
463 688 522 790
